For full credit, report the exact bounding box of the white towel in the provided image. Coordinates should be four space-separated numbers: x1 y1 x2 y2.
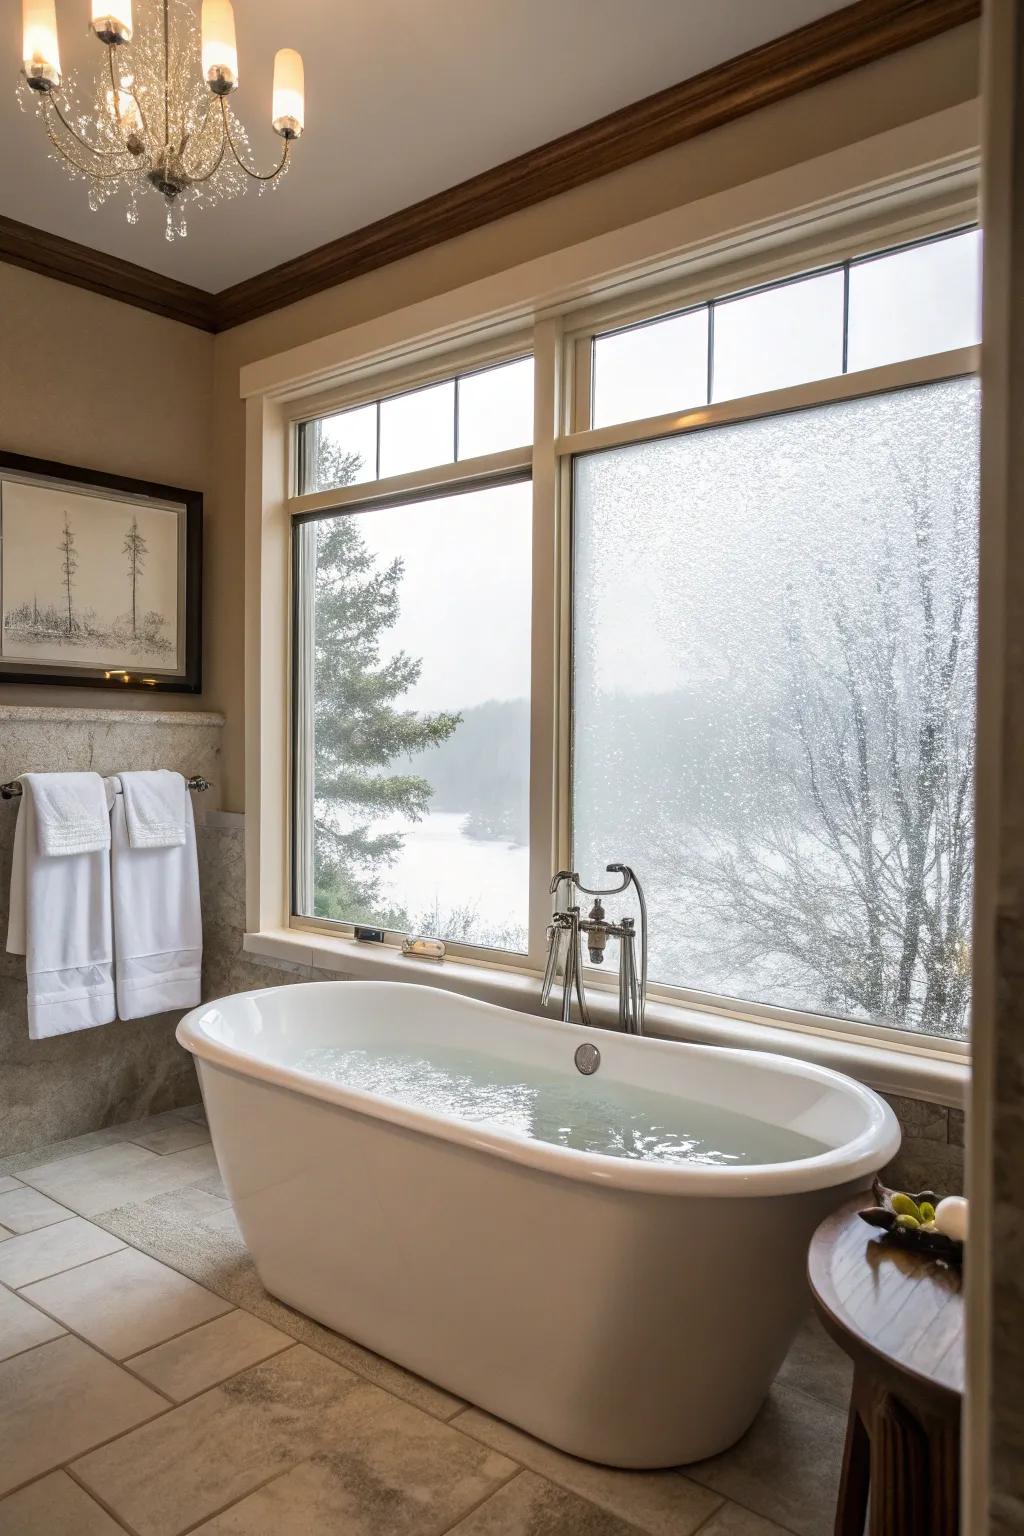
110 774 202 1021
6 773 116 1039
24 770 111 857
119 770 187 849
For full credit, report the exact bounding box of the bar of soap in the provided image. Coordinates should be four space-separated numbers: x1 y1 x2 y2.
934 1195 968 1242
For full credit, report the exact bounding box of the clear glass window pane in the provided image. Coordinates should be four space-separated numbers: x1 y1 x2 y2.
378 380 456 479
847 229 982 373
457 358 534 459
302 403 377 493
298 479 532 952
711 270 845 403
573 378 979 1039
592 308 709 429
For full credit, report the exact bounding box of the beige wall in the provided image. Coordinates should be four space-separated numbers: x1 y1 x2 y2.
211 22 980 809
0 264 214 723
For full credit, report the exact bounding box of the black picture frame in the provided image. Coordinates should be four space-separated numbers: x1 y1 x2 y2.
0 450 202 694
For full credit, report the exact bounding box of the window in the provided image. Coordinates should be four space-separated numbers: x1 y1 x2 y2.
281 224 979 1046
573 378 979 1040
292 360 533 954
591 227 981 429
300 356 534 493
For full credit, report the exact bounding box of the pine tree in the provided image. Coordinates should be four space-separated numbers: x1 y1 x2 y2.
122 514 148 636
58 514 78 636
311 439 461 922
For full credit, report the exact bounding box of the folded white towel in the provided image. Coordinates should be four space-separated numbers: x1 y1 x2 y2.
110 775 202 1021
23 770 111 857
6 774 116 1039
119 770 187 849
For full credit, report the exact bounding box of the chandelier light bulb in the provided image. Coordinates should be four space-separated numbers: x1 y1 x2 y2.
22 0 60 90
201 0 237 93
272 48 304 139
91 1 132 46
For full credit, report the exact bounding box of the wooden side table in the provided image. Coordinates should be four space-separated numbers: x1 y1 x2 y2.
808 1196 963 1536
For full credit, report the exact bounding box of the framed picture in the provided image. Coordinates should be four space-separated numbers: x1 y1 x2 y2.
0 451 201 693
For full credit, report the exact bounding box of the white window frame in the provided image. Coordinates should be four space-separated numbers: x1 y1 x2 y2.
243 103 978 1095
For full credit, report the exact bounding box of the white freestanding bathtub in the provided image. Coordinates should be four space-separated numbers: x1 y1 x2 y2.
177 980 899 1467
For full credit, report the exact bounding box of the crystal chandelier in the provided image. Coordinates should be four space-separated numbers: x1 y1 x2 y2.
19 0 305 239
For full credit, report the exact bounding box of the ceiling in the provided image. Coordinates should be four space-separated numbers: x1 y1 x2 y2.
0 0 854 293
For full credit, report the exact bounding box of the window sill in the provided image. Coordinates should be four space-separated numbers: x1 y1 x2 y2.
242 928 969 1110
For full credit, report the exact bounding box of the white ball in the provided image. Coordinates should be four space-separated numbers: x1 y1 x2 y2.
934 1195 968 1242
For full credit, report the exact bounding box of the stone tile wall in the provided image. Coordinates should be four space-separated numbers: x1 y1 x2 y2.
0 709 281 1157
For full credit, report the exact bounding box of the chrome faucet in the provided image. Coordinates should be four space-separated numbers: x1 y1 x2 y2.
541 864 649 1034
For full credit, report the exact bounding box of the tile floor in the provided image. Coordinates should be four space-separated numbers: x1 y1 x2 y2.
0 1108 852 1536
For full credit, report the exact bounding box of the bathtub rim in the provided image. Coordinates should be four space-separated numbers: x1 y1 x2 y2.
177 979 900 1197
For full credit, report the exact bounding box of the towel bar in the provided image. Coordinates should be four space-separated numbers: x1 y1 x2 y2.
0 775 213 800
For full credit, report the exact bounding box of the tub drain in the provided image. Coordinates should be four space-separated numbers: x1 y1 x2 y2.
574 1042 601 1075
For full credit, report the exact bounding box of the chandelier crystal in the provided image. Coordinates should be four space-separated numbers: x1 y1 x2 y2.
19 0 305 240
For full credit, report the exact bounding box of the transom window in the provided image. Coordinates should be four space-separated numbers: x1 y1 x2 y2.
591 227 981 427
288 226 979 1045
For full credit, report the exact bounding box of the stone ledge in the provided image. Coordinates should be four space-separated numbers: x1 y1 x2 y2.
0 707 225 727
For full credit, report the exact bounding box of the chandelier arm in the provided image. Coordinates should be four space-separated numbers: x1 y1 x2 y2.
179 97 220 164
44 107 131 179
219 96 290 182
47 92 133 161
185 127 228 185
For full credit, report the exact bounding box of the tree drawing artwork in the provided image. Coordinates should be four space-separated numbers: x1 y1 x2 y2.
311 438 460 926
58 513 77 636
2 493 174 661
122 514 148 636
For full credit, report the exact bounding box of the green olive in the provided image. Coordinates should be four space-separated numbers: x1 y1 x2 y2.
919 1201 936 1224
895 1213 921 1230
892 1193 922 1220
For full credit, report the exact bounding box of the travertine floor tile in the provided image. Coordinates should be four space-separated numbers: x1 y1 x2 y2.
21 1246 232 1359
0 1469 125 1534
177 1104 208 1125
95 1191 463 1419
0 1176 24 1194
0 1186 73 1234
775 1314 852 1413
0 1334 165 1495
448 1470 648 1535
0 1283 65 1362
685 1385 845 1536
73 1345 379 1536
127 1308 292 1400
123 1112 211 1156
694 1500 796 1535
0 1217 124 1288
453 1411 721 1536
18 1142 218 1218
191 1389 516 1534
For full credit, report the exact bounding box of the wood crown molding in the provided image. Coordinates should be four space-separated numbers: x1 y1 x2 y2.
0 0 980 335
0 212 216 330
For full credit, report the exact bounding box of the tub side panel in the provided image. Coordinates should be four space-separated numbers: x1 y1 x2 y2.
200 1061 859 1466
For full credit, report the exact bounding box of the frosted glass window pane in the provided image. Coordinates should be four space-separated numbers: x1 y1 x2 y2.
304 403 377 492
378 380 456 478
300 479 531 953
711 271 845 402
592 308 709 428
572 378 979 1039
847 230 982 372
457 358 534 459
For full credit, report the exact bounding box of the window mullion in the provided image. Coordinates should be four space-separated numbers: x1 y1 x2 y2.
528 316 563 972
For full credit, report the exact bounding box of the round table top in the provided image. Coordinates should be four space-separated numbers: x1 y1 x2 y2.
808 1195 964 1404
